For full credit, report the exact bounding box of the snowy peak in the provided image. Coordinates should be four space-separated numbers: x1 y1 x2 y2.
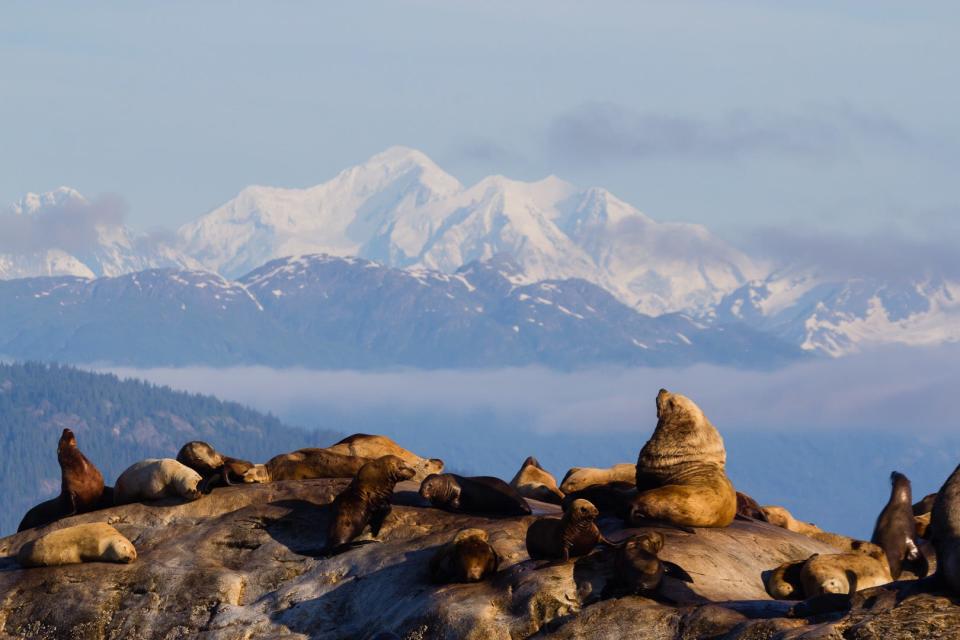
9 186 86 216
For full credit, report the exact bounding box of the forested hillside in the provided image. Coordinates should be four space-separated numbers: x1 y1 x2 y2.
0 362 339 534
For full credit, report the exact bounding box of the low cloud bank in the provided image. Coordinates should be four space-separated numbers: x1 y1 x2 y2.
0 193 127 254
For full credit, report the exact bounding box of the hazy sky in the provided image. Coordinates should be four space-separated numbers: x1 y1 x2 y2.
2 1 958 246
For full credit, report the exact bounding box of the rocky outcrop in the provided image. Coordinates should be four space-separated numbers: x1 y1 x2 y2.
0 479 958 639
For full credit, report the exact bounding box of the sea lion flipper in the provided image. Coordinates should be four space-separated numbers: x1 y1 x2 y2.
662 561 694 583
599 534 626 549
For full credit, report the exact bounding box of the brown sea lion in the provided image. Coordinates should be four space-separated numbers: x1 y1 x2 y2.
629 389 737 529
735 492 767 521
242 448 372 483
325 434 443 482
871 471 924 579
559 463 636 494
114 459 203 504
800 552 892 596
176 441 253 492
429 528 500 583
327 455 415 551
931 463 960 593
914 492 937 516
765 559 806 600
17 428 106 532
525 499 618 561
510 456 564 505
419 473 531 517
17 523 137 567
610 531 692 598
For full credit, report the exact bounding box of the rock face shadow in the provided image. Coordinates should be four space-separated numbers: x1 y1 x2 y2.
263 499 333 556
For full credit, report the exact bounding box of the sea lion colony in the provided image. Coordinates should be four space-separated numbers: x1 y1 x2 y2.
10 391 960 615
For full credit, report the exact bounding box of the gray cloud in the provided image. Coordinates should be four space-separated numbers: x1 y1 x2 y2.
0 193 128 254
546 102 922 165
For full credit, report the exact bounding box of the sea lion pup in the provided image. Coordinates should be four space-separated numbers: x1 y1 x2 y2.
325 434 443 482
176 441 253 492
419 474 531 517
761 505 823 536
242 448 372 484
735 492 767 521
931 463 960 593
799 552 892 597
559 463 636 494
525 498 619 561
611 531 694 598
114 458 203 504
871 471 924 579
765 559 806 600
510 456 564 505
18 428 106 532
629 389 737 529
327 455 415 551
429 528 500 583
17 523 137 568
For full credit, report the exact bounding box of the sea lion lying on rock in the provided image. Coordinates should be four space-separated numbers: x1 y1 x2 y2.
327 455 415 551
242 448 372 484
735 492 767 521
871 471 926 579
114 458 203 504
610 531 693 598
630 389 737 529
18 428 106 532
325 434 442 482
800 552 893 597
761 505 823 536
176 441 253 492
510 456 564 505
561 482 634 519
429 528 500 583
765 559 805 599
559 463 636 494
17 523 137 567
526 498 619 561
419 473 531 517
931 463 960 593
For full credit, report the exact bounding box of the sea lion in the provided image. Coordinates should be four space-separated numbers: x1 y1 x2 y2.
176 441 253 492
915 512 932 538
242 448 372 484
765 559 806 600
559 463 636 494
799 552 892 596
761 505 823 536
525 498 618 561
419 473 531 517
17 523 137 567
629 389 737 529
17 428 106 532
561 482 634 519
429 528 500 583
114 458 203 504
510 456 564 505
735 492 767 521
931 463 960 593
325 434 443 482
914 492 937 516
871 471 924 579
327 455 415 551
610 531 692 598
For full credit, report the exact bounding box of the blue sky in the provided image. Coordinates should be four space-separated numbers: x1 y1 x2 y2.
1 1 958 246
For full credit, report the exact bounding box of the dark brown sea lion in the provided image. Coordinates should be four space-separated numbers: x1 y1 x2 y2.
765 559 806 600
610 530 696 598
871 471 925 579
561 482 634 519
17 428 105 532
914 492 937 516
429 528 500 583
525 499 619 561
735 491 768 522
931 463 960 593
510 456 564 505
243 448 372 483
176 441 253 492
419 473 531 517
327 455 415 551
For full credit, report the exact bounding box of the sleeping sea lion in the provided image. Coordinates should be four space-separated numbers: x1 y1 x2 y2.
429 528 500 583
17 523 137 567
327 455 415 551
114 458 203 504
176 441 253 492
559 463 636 494
800 552 892 597
419 473 531 516
325 434 443 482
561 482 634 519
243 448 372 483
510 456 564 505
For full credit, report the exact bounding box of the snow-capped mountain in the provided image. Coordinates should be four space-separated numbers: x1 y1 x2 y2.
0 187 200 280
713 269 960 356
178 147 761 315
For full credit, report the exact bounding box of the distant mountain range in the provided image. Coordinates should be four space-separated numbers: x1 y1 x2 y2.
2 148 957 359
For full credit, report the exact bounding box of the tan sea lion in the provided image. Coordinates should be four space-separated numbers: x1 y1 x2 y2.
419 473 531 516
17 523 137 567
525 498 618 561
915 512 932 538
114 458 203 504
871 471 924 579
325 434 442 482
931 463 960 593
799 552 892 596
761 505 823 536
327 455 415 551
559 463 636 494
765 559 806 600
629 389 737 529
176 441 253 492
242 448 372 484
429 528 499 583
510 456 564 505
18 428 106 532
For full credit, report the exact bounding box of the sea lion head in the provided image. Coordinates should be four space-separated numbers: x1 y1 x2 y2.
567 498 599 522
655 389 704 423
419 474 460 508
177 441 224 475
242 464 271 484
361 455 415 484
890 471 912 505
624 531 664 556
102 535 138 564
451 528 496 582
58 428 77 455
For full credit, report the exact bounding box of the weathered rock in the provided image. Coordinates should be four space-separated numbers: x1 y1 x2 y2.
0 479 957 639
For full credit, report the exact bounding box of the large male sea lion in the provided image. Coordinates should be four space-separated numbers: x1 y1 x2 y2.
629 389 737 529
18 428 106 532
114 459 203 504
559 463 636 494
429 528 499 583
419 473 531 516
327 455 415 551
931 463 960 593
242 448 372 484
525 499 618 561
17 523 137 567
325 434 442 482
176 441 253 492
871 471 924 579
510 456 564 505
